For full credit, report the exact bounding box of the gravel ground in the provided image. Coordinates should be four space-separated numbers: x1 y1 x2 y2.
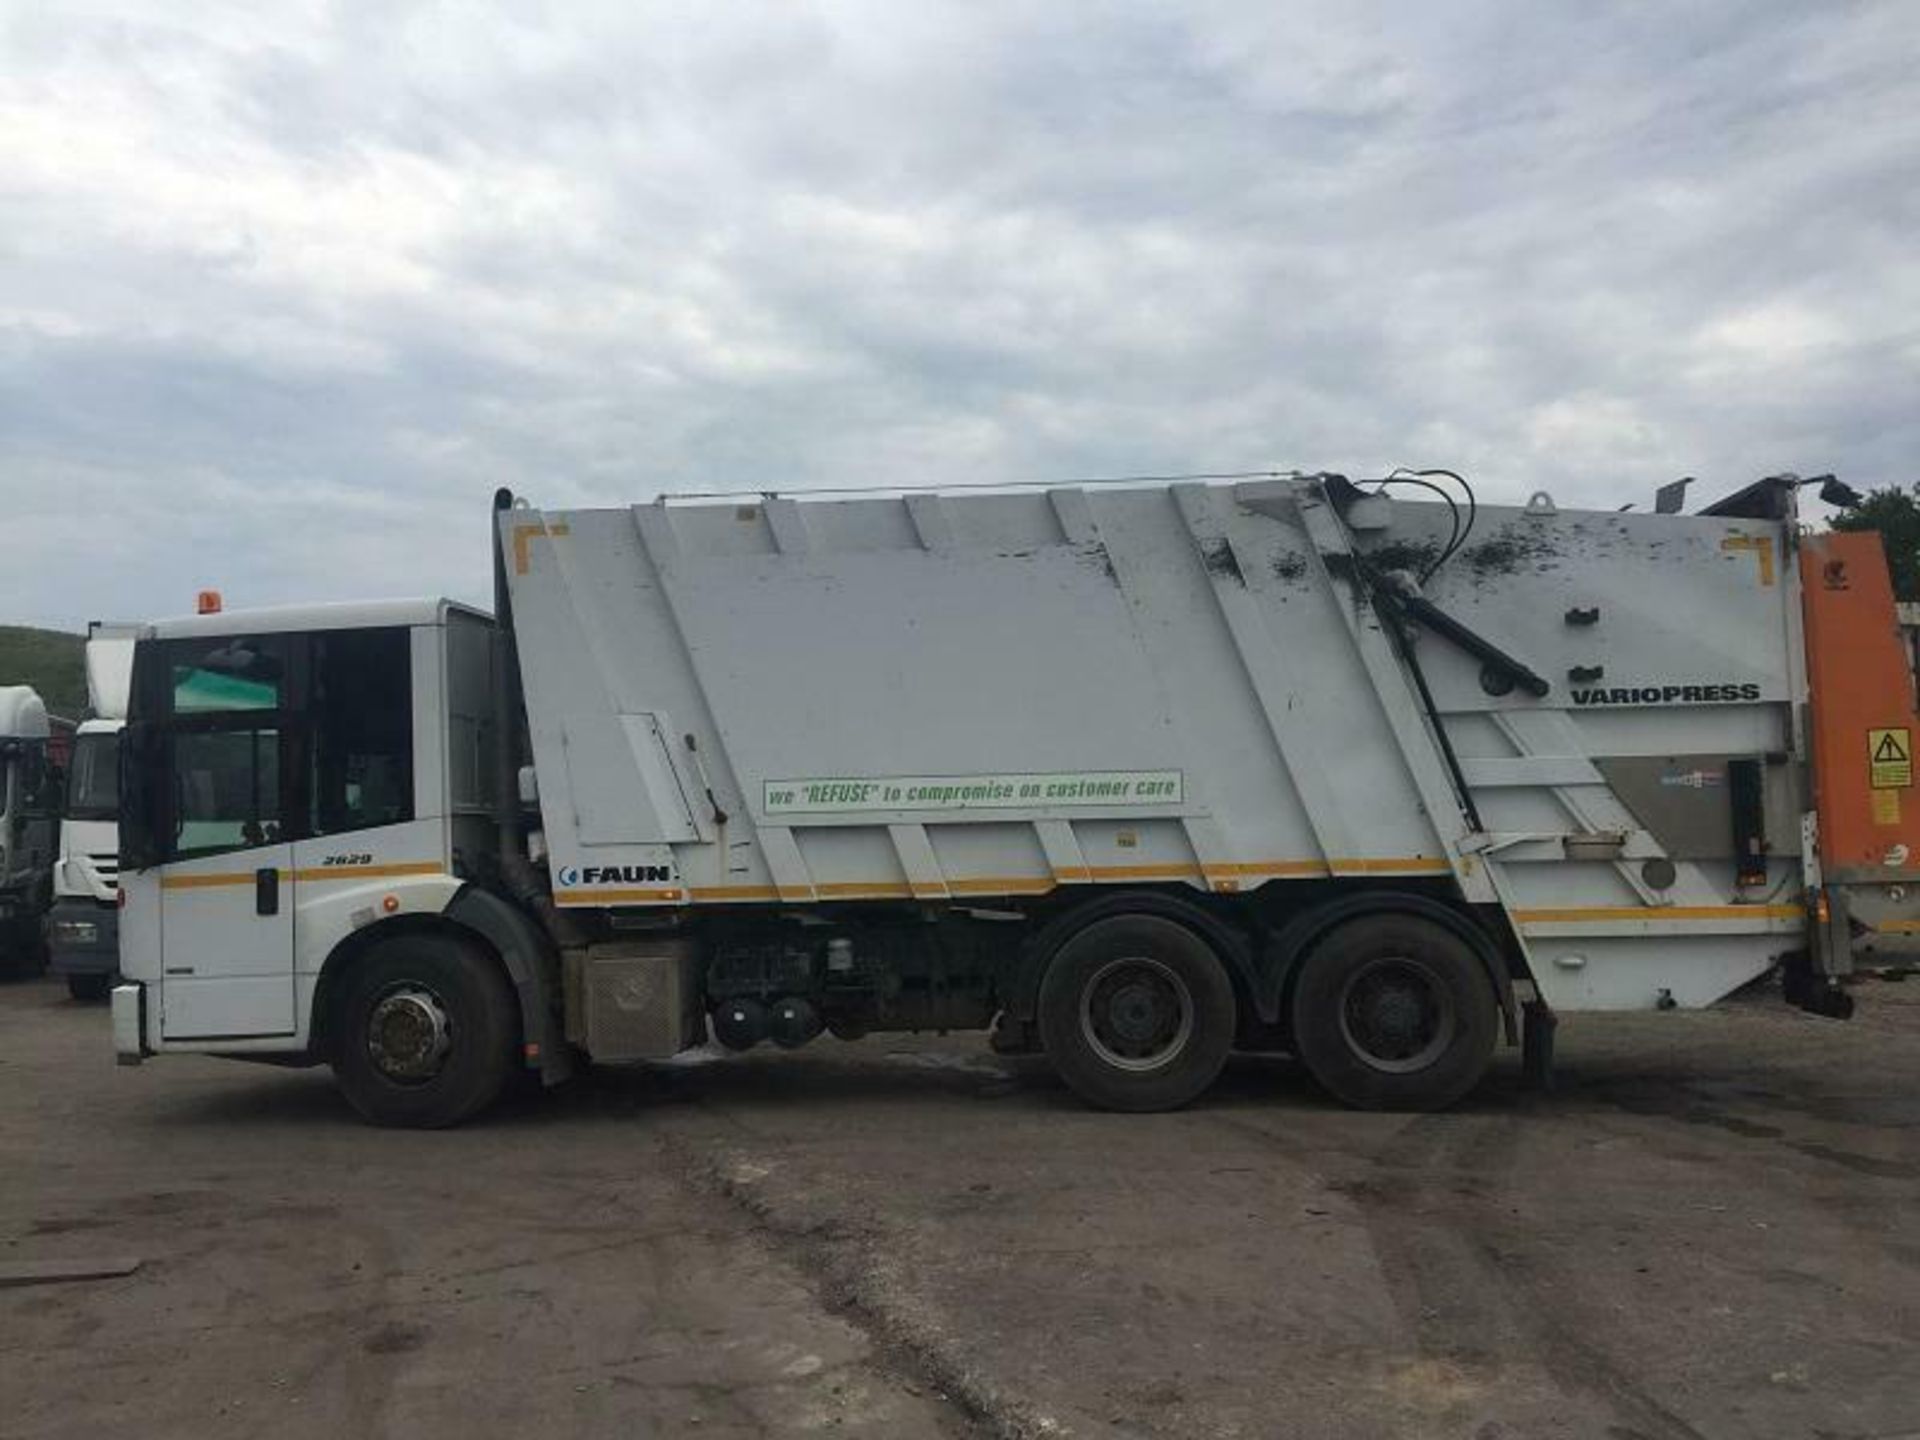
3 973 1917 1439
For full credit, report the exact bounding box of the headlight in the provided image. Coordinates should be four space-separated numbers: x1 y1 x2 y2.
53 919 99 945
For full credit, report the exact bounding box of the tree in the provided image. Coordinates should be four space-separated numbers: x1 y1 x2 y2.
1832 485 1920 602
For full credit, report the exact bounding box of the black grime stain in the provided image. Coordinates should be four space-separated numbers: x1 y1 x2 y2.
1462 526 1563 576
1075 541 1119 582
1201 538 1245 584
1363 538 1443 576
1270 551 1309 582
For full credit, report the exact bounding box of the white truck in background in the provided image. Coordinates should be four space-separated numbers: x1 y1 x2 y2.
48 626 136 1001
0 685 59 976
108 470 1916 1126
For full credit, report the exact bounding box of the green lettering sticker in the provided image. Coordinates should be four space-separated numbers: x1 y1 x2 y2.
763 770 1184 816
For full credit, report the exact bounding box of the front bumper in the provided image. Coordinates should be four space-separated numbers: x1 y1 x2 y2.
48 900 119 977
111 983 146 1065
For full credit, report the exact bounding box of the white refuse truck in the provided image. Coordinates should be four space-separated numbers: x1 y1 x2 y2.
0 685 59 975
48 626 137 1000
110 472 1917 1126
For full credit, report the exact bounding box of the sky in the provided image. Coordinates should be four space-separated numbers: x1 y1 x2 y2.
2 1 1916 629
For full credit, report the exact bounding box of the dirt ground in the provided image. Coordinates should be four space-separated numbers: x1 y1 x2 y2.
3 975 1917 1440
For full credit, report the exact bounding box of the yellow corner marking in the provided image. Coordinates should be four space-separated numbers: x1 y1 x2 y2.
1720 533 1776 587
511 520 572 575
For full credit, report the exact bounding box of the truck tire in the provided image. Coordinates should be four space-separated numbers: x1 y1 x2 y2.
328 934 518 1128
1290 913 1497 1111
67 972 112 1003
1038 913 1237 1112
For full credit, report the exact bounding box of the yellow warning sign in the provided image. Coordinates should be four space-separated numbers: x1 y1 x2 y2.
1873 788 1902 825
1869 727 1912 788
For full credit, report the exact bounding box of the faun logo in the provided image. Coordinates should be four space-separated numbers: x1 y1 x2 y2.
557 864 675 886
1570 682 1762 707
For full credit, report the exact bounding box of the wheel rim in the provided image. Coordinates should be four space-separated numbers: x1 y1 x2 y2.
1337 956 1455 1073
367 984 453 1084
1080 956 1195 1072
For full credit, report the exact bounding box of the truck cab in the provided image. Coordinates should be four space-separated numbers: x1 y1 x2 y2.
49 625 140 1000
0 686 59 975
48 719 123 1000
113 600 507 1068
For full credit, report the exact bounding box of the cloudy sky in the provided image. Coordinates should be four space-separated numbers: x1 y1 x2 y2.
2 1 1915 628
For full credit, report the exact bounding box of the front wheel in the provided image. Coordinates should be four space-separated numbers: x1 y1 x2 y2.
329 934 518 1128
1290 913 1498 1110
1038 913 1237 1112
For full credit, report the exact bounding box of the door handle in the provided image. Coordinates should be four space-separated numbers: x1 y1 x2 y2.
255 866 280 917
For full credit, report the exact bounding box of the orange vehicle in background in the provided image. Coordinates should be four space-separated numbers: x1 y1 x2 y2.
1800 528 1920 980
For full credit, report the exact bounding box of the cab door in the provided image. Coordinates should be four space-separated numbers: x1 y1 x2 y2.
156 638 299 1040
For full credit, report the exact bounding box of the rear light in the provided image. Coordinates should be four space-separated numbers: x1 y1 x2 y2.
1814 889 1831 924
118 888 128 910
197 589 222 614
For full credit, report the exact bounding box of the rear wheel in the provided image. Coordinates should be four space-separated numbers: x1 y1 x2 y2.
1038 913 1237 1112
67 972 112 1003
1290 913 1498 1110
329 934 518 1128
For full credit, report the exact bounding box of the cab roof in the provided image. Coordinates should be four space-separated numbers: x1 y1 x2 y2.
143 597 490 640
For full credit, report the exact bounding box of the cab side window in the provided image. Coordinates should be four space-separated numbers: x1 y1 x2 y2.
160 635 290 861
131 626 415 864
174 728 283 856
310 628 413 836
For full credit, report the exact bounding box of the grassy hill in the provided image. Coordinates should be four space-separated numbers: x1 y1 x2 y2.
0 626 87 718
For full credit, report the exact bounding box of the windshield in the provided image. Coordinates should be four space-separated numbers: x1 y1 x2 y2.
67 730 120 821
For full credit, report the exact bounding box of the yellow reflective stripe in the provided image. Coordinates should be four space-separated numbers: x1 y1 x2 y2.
159 872 260 890
553 858 1456 906
1328 857 1454 875
555 886 686 906
160 862 443 890
947 877 1058 896
1514 904 1803 924
293 862 444 883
